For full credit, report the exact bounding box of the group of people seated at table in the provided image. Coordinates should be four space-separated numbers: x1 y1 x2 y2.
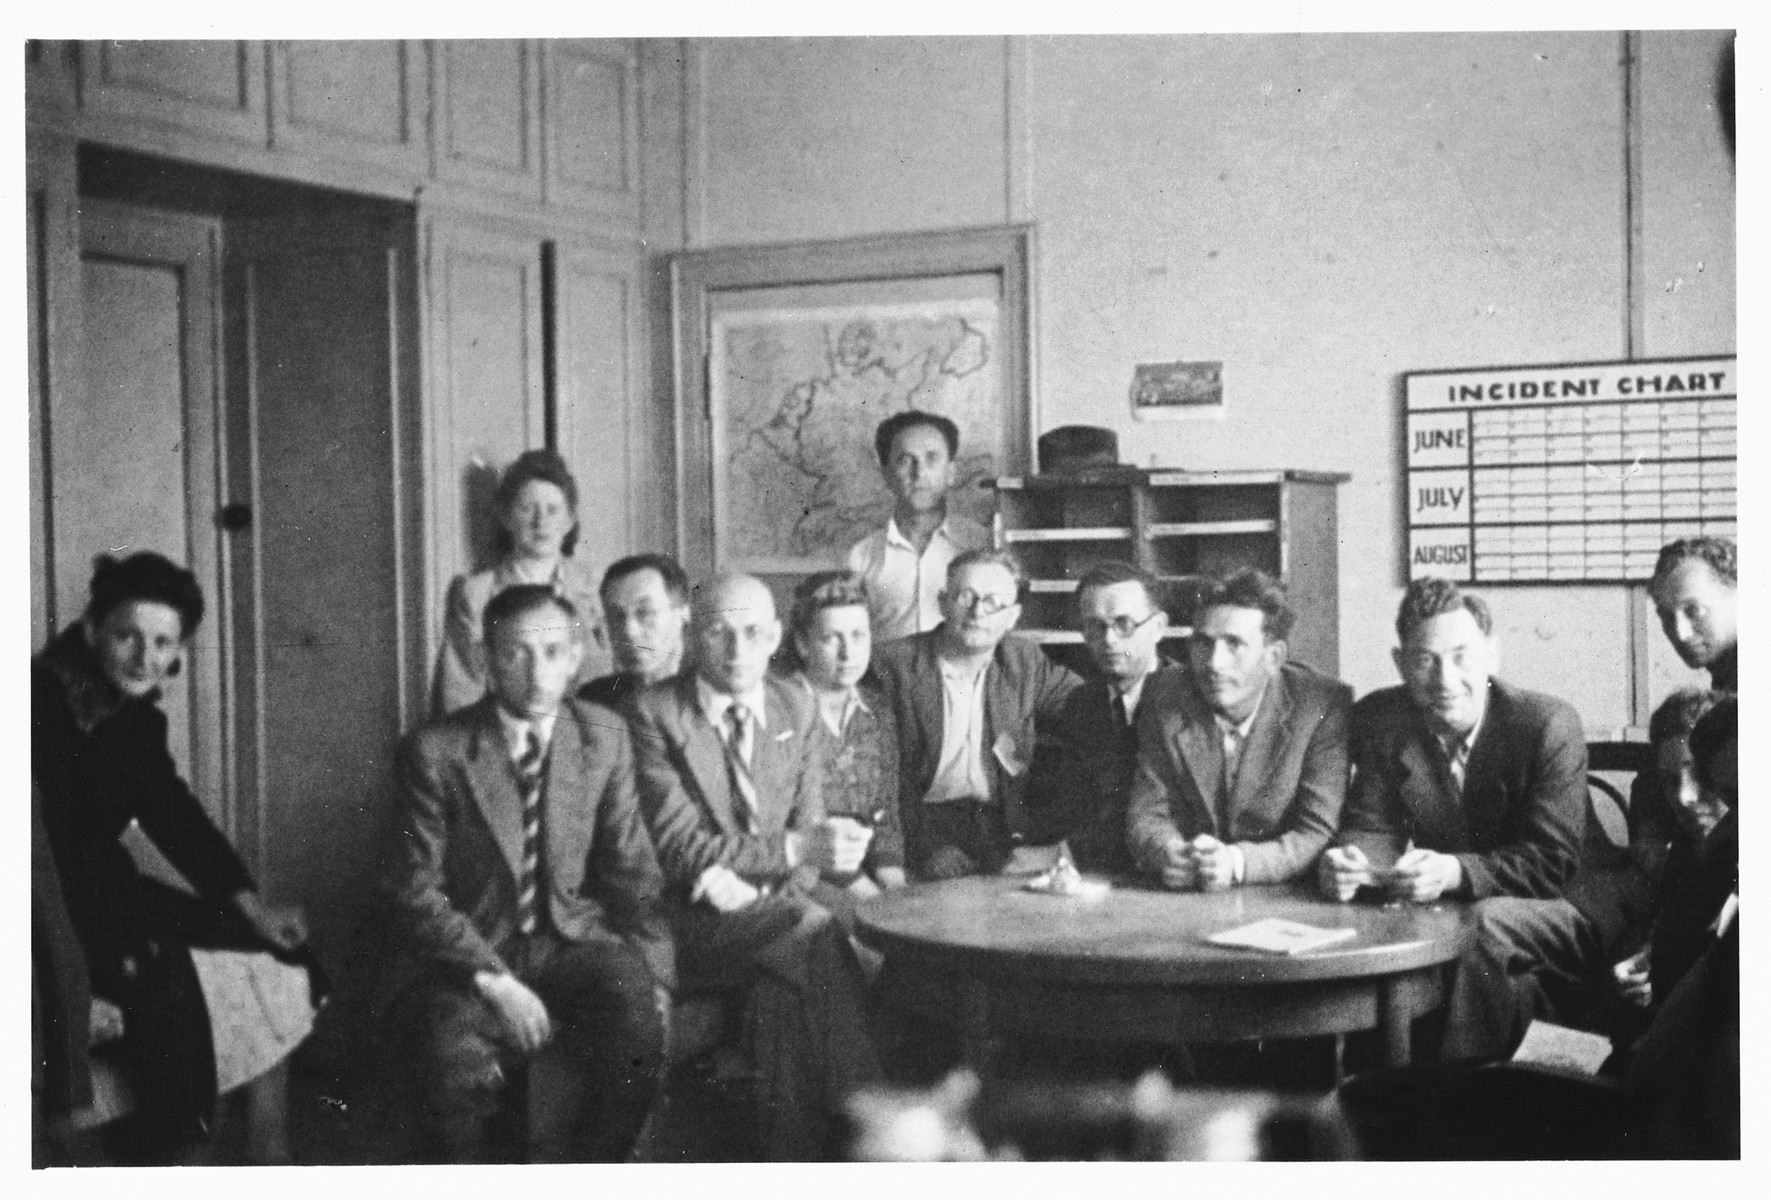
32 409 1739 1163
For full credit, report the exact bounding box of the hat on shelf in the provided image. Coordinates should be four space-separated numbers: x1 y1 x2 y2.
1038 425 1120 474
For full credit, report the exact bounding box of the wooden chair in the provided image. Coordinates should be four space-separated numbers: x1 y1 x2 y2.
1585 740 1655 851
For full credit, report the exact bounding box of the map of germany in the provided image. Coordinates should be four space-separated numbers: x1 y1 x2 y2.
714 299 1003 565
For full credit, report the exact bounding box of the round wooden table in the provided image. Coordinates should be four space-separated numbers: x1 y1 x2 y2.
855 876 1472 1072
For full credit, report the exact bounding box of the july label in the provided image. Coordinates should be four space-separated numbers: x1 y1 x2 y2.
1409 468 1471 526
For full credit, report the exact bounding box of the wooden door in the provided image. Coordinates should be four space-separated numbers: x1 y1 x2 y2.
62 202 234 826
225 209 422 958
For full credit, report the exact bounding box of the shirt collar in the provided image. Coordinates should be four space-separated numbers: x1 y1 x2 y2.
798 675 871 735
884 515 956 552
1440 709 1484 761
1212 685 1266 740
1112 673 1150 720
494 703 558 759
695 674 770 731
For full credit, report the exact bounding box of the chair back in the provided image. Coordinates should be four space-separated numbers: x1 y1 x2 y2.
1585 740 1655 851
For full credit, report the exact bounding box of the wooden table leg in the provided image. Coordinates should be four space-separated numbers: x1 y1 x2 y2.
1377 976 1411 1067
957 977 998 1078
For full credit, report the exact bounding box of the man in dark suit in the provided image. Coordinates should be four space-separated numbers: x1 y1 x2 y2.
1321 577 1588 905
1126 568 1351 888
629 571 880 1160
1319 577 1588 1060
579 553 693 711
871 548 1083 879
377 584 671 1162
1041 562 1175 875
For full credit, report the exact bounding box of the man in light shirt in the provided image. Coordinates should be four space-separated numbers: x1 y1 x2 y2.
627 571 880 1159
846 411 989 643
871 548 1081 879
1126 568 1351 889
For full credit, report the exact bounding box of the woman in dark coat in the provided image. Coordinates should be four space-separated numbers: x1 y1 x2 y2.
32 552 313 1162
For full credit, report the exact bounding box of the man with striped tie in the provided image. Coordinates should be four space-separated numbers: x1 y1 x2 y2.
378 584 672 1162
630 571 882 1160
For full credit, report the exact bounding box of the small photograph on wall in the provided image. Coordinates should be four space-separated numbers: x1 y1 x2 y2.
1131 359 1225 421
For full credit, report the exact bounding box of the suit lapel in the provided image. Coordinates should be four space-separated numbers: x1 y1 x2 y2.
542 707 594 888
910 636 946 785
1396 709 1470 848
674 677 741 836
753 680 802 830
464 703 525 883
1228 670 1294 819
1172 674 1225 833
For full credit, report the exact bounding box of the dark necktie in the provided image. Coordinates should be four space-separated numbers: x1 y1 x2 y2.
723 702 760 834
516 729 547 935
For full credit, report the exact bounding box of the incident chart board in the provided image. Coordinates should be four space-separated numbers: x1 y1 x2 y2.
1404 356 1736 583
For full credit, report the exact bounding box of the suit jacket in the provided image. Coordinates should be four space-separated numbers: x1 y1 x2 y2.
870 629 1082 874
628 673 825 895
1033 654 1180 876
1339 680 1588 900
376 695 672 1011
1125 662 1352 884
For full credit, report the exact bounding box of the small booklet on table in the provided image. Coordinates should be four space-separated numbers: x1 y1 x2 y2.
1206 917 1358 956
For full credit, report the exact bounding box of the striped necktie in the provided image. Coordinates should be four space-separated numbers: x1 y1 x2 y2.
515 728 547 935
723 702 760 834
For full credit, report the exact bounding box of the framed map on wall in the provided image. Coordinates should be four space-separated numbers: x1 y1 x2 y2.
669 225 1035 582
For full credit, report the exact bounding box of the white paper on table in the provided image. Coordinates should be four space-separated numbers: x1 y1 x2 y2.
1510 1019 1613 1076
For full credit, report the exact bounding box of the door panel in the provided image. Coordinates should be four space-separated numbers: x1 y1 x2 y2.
66 204 229 819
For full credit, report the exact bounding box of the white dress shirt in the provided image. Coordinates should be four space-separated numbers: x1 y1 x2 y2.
695 676 770 761
495 705 558 765
846 514 990 642
922 656 993 805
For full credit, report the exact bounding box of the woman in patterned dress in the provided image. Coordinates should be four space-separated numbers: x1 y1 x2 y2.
788 570 907 927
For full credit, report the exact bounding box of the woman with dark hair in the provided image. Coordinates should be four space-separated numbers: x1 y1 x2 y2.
431 449 611 714
32 552 318 1163
788 571 907 923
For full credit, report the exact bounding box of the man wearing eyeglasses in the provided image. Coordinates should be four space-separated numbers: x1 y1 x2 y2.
1036 562 1178 875
872 548 1082 879
1127 568 1352 889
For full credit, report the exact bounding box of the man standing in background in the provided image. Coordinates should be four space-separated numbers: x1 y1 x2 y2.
847 411 989 644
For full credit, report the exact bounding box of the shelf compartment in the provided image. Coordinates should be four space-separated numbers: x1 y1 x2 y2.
1145 519 1279 538
1002 527 1133 543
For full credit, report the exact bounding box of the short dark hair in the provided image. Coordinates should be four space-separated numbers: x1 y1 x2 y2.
1651 536 1736 588
1687 694 1737 794
1647 687 1721 749
1075 561 1162 612
482 583 580 646
1396 577 1492 644
601 553 691 606
492 449 580 558
1195 567 1294 643
790 569 871 639
86 552 205 638
874 410 960 467
947 547 1026 602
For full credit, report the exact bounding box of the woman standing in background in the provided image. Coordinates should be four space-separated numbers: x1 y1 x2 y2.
431 449 610 715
